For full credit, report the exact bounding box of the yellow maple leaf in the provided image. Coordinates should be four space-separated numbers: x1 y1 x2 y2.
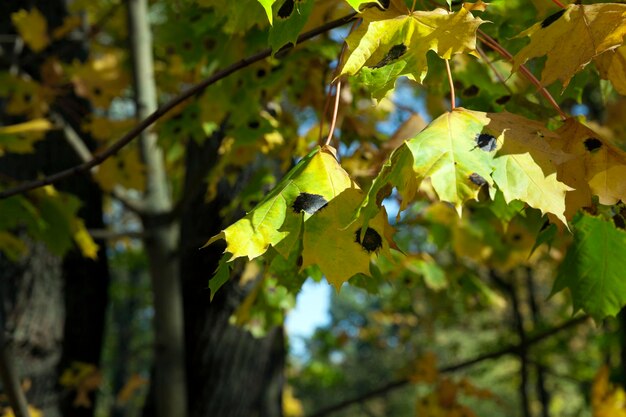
302 188 392 290
73 221 99 260
93 146 146 192
340 5 484 97
11 8 50 52
2 405 43 417
513 4 626 89
595 45 626 95
592 366 626 417
553 118 626 207
70 52 129 108
0 119 53 156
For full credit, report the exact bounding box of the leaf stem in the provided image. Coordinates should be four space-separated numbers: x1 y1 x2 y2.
445 59 456 110
324 81 342 147
551 0 565 8
0 12 359 200
477 30 567 120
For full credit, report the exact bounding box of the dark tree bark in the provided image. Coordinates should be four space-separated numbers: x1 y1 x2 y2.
177 134 285 417
0 2 110 416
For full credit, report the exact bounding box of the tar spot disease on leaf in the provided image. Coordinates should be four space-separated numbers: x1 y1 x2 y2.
541 9 566 28
584 138 603 152
291 193 328 214
469 172 487 186
278 0 295 18
475 133 497 152
372 44 407 68
355 228 383 253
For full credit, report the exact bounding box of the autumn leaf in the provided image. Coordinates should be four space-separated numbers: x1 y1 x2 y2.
592 366 626 417
512 4 626 89
340 5 484 98
552 213 626 319
595 45 626 96
258 0 277 24
206 146 356 261
302 187 391 290
487 112 572 225
553 118 626 208
11 8 50 52
359 108 495 226
0 119 53 156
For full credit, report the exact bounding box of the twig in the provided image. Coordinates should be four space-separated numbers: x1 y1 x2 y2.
88 229 147 240
551 0 565 8
475 46 512 93
444 59 456 110
477 30 567 120
306 315 589 417
52 111 144 213
0 12 358 200
324 81 342 147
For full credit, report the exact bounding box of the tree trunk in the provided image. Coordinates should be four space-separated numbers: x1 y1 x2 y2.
179 136 285 417
0 2 110 416
126 1 188 416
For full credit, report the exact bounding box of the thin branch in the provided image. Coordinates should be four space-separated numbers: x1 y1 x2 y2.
0 12 358 200
88 229 147 240
475 46 512 93
477 30 567 120
306 315 589 417
52 111 145 213
444 59 456 110
324 81 342 147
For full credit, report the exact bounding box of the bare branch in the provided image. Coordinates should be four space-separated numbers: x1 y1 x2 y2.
0 12 358 200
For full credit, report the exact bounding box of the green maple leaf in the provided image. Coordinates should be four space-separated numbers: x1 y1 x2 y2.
268 0 315 53
206 146 355 260
340 4 484 98
359 109 572 228
359 108 495 225
552 213 626 320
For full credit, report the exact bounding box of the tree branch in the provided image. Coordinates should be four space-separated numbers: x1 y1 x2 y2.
0 12 358 200
306 315 589 417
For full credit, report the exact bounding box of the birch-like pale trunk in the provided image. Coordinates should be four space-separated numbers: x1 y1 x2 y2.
126 1 188 417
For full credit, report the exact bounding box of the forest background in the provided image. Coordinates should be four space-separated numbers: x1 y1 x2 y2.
1 0 626 417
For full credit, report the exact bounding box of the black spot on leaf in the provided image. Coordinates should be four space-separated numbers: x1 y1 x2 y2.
512 233 523 242
92 88 102 97
469 173 487 186
496 95 511 105
584 137 602 152
278 0 295 18
372 44 407 68
204 38 216 51
475 133 497 152
355 228 383 253
541 9 566 28
23 93 32 102
463 85 479 97
296 255 303 267
248 120 260 129
256 68 267 78
292 193 328 214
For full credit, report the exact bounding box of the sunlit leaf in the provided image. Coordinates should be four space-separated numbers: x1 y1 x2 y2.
513 4 626 89
11 8 50 52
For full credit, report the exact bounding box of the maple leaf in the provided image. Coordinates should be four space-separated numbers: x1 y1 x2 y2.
258 0 277 24
512 4 626 89
361 108 495 223
487 112 572 225
339 5 484 98
302 188 391 291
553 118 626 208
206 146 356 261
552 213 626 320
595 45 626 95
0 119 52 156
268 0 315 53
11 8 50 52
